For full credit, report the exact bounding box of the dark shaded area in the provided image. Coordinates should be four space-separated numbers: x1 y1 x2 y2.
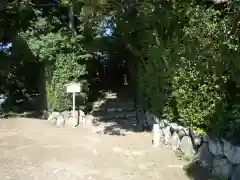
183 160 213 180
86 50 141 134
0 36 47 117
91 85 141 135
175 138 215 180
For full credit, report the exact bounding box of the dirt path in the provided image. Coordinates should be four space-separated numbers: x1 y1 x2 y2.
0 118 191 180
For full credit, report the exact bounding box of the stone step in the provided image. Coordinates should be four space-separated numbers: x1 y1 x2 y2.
93 106 135 113
105 107 135 112
93 101 134 109
92 111 136 120
94 115 137 122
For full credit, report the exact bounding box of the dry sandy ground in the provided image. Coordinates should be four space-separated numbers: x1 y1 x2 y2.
0 118 191 180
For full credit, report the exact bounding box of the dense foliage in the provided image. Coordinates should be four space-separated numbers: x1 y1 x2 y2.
1 2 93 112
123 1 240 142
2 0 240 142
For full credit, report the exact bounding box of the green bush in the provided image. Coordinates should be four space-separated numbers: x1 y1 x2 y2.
134 2 240 141
172 64 228 129
27 32 91 111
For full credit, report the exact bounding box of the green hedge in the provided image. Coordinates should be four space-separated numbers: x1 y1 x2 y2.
27 33 91 111
134 3 240 142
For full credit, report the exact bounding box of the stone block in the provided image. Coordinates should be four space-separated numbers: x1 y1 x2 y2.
212 156 232 179
180 135 195 158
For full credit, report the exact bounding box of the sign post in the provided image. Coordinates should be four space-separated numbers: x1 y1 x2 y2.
72 92 75 119
66 83 82 127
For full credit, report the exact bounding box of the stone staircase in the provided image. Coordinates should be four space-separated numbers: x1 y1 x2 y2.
90 90 138 135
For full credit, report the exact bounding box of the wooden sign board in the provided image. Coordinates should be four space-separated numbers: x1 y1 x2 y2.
66 83 81 93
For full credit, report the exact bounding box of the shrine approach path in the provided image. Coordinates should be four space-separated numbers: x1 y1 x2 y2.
0 118 191 180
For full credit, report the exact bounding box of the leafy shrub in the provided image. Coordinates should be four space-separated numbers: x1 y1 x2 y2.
27 32 91 111
172 64 228 129
134 2 240 141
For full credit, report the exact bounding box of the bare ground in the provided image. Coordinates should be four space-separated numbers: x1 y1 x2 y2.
0 118 191 180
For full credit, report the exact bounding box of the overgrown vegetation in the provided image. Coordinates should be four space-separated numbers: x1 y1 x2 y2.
25 18 91 111
108 0 240 143
2 0 240 143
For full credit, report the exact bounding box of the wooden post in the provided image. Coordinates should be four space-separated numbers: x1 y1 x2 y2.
72 92 77 126
152 124 160 147
72 92 75 116
66 82 81 127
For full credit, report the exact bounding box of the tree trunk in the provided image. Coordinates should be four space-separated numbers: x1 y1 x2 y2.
68 6 76 38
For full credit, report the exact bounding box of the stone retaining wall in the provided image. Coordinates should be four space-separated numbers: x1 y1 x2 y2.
144 111 240 180
47 110 88 127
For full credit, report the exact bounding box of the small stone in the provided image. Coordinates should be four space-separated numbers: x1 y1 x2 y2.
47 114 54 121
231 146 240 165
178 129 186 138
189 129 202 146
177 125 184 131
159 121 165 128
180 136 195 158
223 139 235 163
107 126 126 136
159 129 164 143
79 110 86 126
51 117 57 125
79 109 85 117
194 137 202 146
66 116 78 127
203 134 210 142
209 139 223 156
231 165 240 180
41 110 49 119
79 116 86 126
162 126 171 144
152 124 160 147
52 111 60 118
222 139 240 165
113 130 124 136
169 123 178 131
163 119 169 126
70 110 78 118
212 156 232 179
56 116 65 127
196 143 213 168
48 113 58 125
170 132 181 150
61 111 70 120
85 114 94 127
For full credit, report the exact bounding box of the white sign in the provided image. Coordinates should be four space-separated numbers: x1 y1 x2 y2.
65 82 82 127
66 83 81 93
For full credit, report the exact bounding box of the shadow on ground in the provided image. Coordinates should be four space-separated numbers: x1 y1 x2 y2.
183 160 213 180
90 85 143 136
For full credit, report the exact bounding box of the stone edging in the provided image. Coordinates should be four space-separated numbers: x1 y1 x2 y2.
47 110 88 127
144 111 240 180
